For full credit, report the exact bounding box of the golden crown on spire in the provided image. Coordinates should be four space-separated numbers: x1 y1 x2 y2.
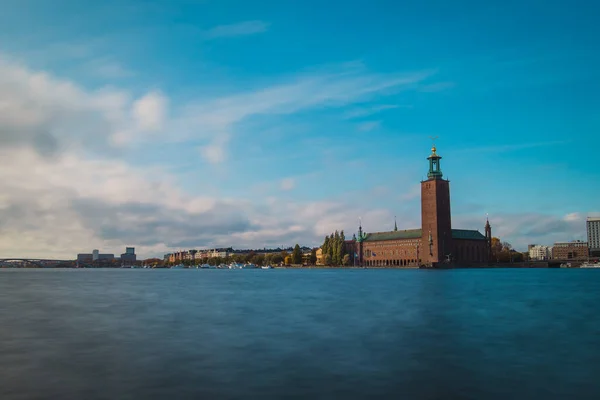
429 136 439 157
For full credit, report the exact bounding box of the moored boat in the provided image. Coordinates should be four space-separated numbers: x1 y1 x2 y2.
580 261 600 268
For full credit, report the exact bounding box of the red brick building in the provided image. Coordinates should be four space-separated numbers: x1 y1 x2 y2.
354 145 492 267
552 241 589 260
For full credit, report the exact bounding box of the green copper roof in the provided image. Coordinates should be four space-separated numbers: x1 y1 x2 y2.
363 229 422 241
451 229 486 240
361 228 486 242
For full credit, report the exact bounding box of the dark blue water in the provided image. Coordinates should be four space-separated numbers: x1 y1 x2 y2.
1 268 599 399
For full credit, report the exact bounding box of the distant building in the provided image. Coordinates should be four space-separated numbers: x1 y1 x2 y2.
587 217 600 257
552 241 589 260
77 251 114 263
529 245 552 261
77 253 93 263
205 249 230 259
316 248 324 265
120 247 137 264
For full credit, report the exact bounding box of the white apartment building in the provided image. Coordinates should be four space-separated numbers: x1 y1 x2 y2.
587 217 600 255
529 245 552 261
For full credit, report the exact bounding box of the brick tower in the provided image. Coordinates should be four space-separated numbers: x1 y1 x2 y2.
485 216 492 262
421 144 452 265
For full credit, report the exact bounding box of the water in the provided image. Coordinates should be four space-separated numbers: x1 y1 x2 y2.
1 268 599 399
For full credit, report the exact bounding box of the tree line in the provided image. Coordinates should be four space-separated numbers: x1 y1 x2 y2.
321 230 352 266
490 237 524 262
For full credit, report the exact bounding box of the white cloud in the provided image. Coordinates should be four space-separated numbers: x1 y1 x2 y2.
0 55 132 155
563 212 581 222
205 20 270 39
400 184 421 201
280 178 295 191
200 143 226 164
0 146 399 258
199 132 230 164
343 104 409 119
357 120 381 132
453 212 588 251
83 56 133 79
133 91 168 131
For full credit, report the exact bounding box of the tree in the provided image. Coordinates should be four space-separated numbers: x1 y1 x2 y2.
252 254 265 266
284 256 292 265
264 254 273 266
292 244 303 265
333 231 340 264
245 251 256 263
310 248 317 265
322 236 330 257
323 254 332 266
491 237 502 259
271 254 284 265
320 229 351 266
189 250 198 265
327 234 334 261
342 254 350 266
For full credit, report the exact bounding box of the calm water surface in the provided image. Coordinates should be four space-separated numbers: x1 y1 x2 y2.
1 268 600 399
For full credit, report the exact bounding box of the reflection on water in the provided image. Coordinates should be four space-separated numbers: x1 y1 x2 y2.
1 268 600 399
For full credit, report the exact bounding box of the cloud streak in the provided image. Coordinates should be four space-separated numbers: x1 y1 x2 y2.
205 20 270 39
357 120 381 132
179 66 434 162
343 104 409 119
453 140 570 154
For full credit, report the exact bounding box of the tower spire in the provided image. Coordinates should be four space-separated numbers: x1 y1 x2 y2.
427 136 443 179
485 213 492 263
358 217 363 239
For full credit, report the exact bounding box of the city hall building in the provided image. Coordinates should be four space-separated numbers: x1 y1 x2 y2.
355 145 492 267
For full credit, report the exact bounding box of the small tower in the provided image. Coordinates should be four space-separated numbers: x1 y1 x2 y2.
485 215 492 262
357 218 367 266
427 145 443 179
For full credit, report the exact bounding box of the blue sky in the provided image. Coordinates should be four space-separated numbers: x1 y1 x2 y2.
0 0 598 258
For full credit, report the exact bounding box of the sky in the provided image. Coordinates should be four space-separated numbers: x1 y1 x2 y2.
0 0 599 259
